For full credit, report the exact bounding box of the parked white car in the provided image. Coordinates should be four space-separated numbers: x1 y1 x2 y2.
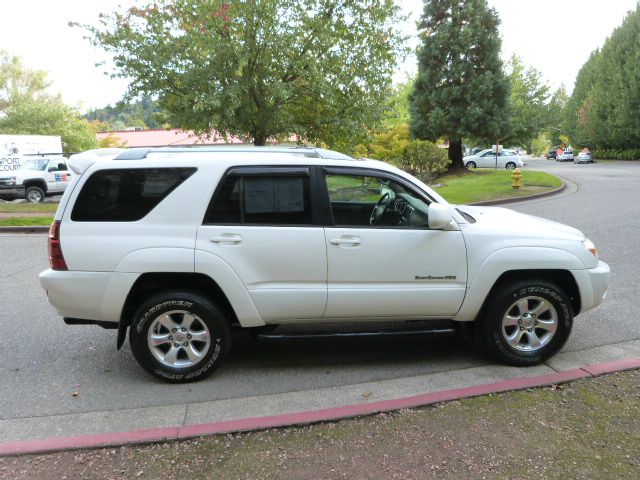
557 149 575 162
0 156 73 203
39 147 609 382
463 149 523 169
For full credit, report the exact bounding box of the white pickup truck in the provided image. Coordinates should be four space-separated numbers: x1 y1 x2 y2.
0 156 73 203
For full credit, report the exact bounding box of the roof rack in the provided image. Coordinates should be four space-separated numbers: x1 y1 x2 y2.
112 146 353 161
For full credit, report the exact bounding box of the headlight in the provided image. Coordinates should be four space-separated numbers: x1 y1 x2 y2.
582 238 598 257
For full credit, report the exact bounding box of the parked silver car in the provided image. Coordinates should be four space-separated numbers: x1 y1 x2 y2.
575 152 593 164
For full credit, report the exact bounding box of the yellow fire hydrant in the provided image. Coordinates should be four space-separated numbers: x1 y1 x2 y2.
512 168 522 189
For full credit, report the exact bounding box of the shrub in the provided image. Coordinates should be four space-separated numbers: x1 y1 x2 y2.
593 149 640 160
357 123 451 182
393 140 450 183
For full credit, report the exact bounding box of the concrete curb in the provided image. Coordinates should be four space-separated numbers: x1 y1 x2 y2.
0 225 49 233
1 357 638 457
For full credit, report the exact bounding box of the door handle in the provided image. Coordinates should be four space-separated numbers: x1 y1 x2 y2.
210 234 242 244
329 237 361 246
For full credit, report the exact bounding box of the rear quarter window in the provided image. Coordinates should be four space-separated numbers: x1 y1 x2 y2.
71 168 196 222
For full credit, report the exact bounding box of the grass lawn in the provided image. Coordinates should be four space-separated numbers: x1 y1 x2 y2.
0 203 58 213
433 169 562 204
0 216 53 226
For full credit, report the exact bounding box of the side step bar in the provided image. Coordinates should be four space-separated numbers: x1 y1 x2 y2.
63 317 119 330
254 327 457 342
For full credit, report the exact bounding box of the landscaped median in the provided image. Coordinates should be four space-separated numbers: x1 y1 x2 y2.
434 169 563 204
0 203 56 227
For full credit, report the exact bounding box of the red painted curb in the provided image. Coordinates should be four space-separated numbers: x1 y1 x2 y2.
581 357 640 376
0 359 637 457
0 426 179 457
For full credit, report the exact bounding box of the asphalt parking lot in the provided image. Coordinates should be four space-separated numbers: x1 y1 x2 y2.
0 157 638 442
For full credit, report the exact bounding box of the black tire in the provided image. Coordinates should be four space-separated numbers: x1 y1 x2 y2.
26 186 45 203
505 162 516 170
466 161 476 169
480 280 573 366
129 291 231 383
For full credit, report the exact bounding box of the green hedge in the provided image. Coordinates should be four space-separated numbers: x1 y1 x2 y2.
592 149 640 160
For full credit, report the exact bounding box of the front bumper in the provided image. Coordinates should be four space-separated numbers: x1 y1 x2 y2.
0 185 24 197
573 260 610 313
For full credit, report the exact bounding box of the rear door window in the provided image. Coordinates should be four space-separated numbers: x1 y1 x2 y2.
71 168 196 222
205 170 312 225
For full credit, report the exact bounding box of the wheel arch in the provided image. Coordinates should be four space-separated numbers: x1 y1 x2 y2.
117 272 238 349
475 269 580 323
23 179 48 193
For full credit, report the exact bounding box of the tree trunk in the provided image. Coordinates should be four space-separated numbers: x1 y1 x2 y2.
253 135 267 146
448 139 464 169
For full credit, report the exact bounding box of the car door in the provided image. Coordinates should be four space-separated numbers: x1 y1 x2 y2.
50 160 72 192
479 151 495 168
321 168 467 320
196 166 328 323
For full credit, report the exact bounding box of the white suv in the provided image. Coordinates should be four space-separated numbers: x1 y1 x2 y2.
39 147 610 382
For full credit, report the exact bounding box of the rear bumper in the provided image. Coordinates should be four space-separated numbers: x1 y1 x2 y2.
572 260 610 313
39 269 139 324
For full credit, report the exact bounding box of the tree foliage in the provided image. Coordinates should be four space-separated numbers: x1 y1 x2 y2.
0 97 98 153
0 50 49 113
85 0 407 151
382 79 413 128
504 54 550 148
84 96 169 131
0 50 99 152
410 0 510 168
565 5 640 149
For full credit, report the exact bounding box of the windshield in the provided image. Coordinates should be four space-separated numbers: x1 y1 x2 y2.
19 159 48 171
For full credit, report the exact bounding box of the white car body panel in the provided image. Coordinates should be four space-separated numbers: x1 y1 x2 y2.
323 227 467 318
196 226 328 321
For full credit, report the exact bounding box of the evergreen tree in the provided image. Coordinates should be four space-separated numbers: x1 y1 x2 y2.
410 0 510 168
566 5 640 150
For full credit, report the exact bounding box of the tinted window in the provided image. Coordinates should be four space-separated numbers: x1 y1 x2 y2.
206 175 311 225
72 168 196 222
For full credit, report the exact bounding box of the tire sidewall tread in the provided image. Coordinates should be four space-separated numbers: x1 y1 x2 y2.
481 281 573 366
129 291 231 383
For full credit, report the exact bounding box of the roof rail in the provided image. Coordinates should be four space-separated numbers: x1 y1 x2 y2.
110 145 354 161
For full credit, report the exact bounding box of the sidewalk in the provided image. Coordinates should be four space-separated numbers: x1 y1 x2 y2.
2 339 639 456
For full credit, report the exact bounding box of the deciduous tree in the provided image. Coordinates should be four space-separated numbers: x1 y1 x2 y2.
84 0 407 151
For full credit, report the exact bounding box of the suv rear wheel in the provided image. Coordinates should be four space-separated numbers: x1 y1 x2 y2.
480 280 573 366
129 291 231 383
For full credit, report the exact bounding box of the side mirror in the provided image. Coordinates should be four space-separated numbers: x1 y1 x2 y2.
428 203 454 230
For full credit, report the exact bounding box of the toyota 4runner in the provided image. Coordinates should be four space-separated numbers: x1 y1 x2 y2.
39 147 610 382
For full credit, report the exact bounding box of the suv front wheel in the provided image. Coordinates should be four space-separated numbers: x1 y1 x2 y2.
480 280 573 366
129 291 231 383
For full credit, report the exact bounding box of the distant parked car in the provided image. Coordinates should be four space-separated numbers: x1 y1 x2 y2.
464 149 523 169
557 149 574 162
575 151 593 164
546 149 558 160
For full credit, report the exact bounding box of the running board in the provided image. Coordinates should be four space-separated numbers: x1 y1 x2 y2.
253 327 457 342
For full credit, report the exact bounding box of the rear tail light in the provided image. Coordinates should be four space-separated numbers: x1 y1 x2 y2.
48 220 68 271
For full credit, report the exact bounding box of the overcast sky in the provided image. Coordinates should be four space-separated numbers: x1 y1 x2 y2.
1 0 637 111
